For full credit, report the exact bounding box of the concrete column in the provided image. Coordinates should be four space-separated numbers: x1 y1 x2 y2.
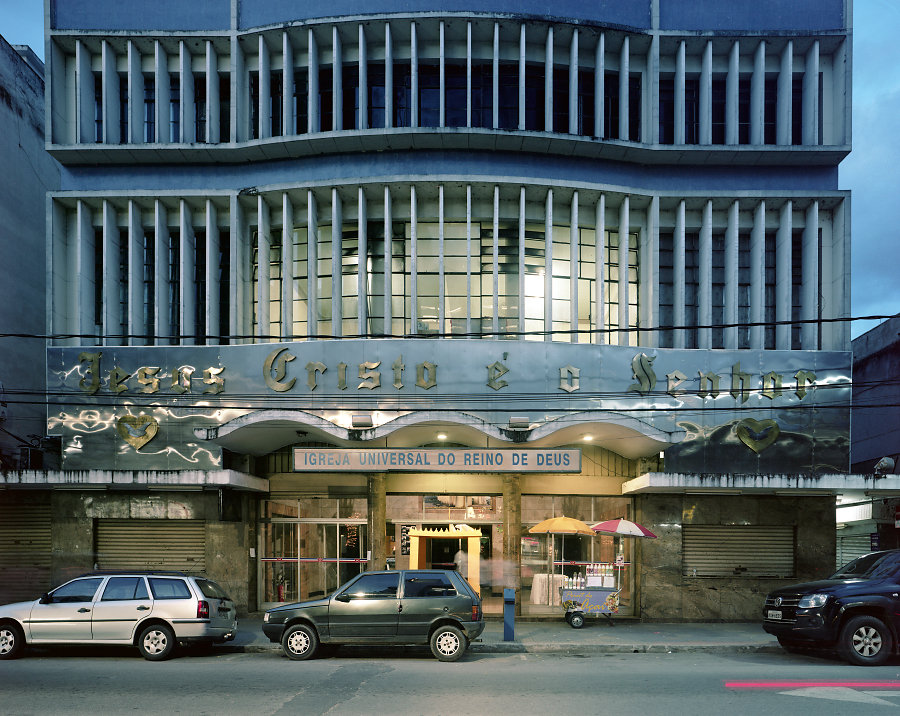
502 473 522 614
367 473 387 571
74 201 95 340
256 195 270 340
207 41 220 143
801 201 819 349
127 41 143 143
777 41 792 145
331 189 342 336
154 200 170 342
127 200 144 345
179 200 196 344
493 22 500 129
358 24 367 131
466 21 472 128
385 24 393 129
439 21 446 127
751 41 765 144
544 189 553 338
229 195 246 341
724 201 739 349
492 185 499 334
282 33 293 135
643 196 659 348
833 199 850 351
180 41 195 143
569 29 578 134
231 37 244 142
438 184 445 333
617 196 630 345
257 36 270 139
775 201 793 349
358 187 368 336
595 194 606 343
308 30 319 132
410 21 418 127
75 41 92 143
101 200 120 344
648 34 659 144
570 191 579 340
673 200 686 349
544 26 553 131
518 186 526 334
619 36 629 140
332 26 342 131
750 201 766 348
699 40 711 145
153 42 168 143
518 24 526 130
803 41 819 145
595 33 605 138
281 193 294 340
307 191 318 339
674 41 685 145
101 40 119 144
205 200 220 344
698 201 712 348
410 185 418 333
726 41 739 145
383 186 392 332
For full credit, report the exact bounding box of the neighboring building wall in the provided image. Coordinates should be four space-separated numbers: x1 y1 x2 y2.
637 494 835 620
0 38 60 470
851 314 900 473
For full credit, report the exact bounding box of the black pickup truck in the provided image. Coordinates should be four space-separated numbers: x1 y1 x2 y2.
763 549 900 665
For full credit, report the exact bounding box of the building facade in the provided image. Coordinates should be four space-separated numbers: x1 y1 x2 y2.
7 0 895 618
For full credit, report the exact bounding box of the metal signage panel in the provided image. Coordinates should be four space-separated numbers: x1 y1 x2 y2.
294 448 582 473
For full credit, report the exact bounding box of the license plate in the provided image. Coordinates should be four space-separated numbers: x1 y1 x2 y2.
767 609 782 620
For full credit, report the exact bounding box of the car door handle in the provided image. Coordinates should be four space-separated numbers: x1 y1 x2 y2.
78 608 91 613
136 605 151 611
398 604 403 612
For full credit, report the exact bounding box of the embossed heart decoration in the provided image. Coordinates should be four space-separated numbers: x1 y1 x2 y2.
735 418 780 454
117 415 159 450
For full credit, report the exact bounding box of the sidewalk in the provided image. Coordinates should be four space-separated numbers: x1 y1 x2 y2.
230 614 780 655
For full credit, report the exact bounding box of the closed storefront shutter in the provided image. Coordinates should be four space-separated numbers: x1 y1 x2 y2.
0 502 52 603
836 534 873 569
683 525 795 578
95 519 206 573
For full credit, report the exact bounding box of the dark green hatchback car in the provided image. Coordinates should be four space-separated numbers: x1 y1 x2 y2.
262 569 484 662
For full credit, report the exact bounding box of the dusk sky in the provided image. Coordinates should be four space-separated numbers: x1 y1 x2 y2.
1 0 896 339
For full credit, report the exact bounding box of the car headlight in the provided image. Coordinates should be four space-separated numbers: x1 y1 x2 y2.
263 612 270 623
798 593 828 608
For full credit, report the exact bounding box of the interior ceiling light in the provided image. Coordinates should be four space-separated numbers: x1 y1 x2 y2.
437 433 448 440
582 434 594 441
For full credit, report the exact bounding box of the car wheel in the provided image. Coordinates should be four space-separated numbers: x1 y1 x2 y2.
0 623 24 660
138 624 176 661
840 615 893 666
569 612 585 629
430 625 466 662
282 624 318 661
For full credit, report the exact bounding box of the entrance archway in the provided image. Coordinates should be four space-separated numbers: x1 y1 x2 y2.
408 525 482 595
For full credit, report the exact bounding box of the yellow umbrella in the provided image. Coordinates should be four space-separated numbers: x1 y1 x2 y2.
528 516 594 604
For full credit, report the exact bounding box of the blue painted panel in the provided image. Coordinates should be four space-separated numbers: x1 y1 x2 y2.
51 0 231 31
59 150 840 194
659 0 845 32
238 0 651 29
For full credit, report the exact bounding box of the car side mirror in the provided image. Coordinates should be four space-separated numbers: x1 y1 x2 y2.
39 593 51 604
335 594 351 603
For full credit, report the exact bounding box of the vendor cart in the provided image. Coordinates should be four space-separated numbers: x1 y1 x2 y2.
559 586 619 628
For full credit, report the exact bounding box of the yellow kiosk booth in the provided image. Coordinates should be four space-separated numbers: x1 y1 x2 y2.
407 525 482 595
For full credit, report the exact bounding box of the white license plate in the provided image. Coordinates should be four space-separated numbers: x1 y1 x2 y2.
767 609 782 620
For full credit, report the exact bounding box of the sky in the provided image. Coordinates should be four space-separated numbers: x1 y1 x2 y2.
0 0 897 340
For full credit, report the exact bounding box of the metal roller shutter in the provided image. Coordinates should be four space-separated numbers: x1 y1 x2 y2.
95 519 206 573
0 502 52 602
836 534 873 569
683 525 795 578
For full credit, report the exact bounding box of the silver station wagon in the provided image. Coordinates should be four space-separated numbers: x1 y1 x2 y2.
0 571 237 660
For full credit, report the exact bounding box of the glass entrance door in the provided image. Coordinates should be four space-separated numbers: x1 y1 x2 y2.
261 521 368 605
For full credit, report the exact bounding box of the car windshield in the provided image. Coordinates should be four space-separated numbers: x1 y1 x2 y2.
830 552 899 579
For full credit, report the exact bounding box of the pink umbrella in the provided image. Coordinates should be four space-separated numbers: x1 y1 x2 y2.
591 519 657 539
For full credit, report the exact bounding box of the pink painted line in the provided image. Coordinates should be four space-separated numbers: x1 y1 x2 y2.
726 682 900 690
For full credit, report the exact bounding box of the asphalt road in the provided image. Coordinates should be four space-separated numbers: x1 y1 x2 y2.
2 645 900 715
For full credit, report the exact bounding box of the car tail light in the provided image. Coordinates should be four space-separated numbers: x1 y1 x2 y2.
472 604 481 621
197 600 210 619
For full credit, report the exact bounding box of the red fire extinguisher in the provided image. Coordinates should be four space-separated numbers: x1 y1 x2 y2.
277 573 285 602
